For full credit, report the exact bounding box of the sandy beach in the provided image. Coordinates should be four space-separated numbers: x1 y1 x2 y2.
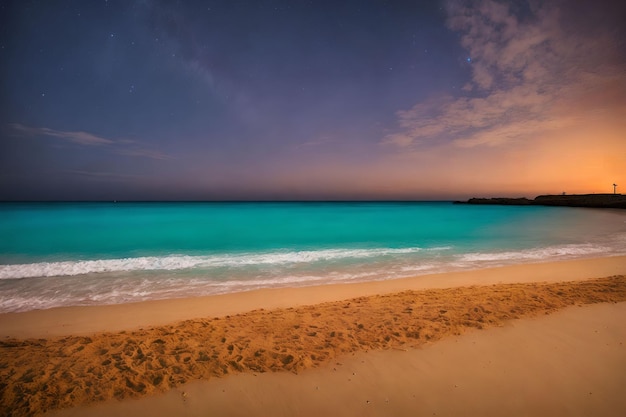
1 256 625 416
5 0 626 414
49 302 626 417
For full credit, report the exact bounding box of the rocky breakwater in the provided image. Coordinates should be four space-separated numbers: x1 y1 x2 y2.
457 194 626 209
461 197 534 206
533 194 626 208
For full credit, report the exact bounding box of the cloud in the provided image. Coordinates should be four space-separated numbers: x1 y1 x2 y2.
116 148 171 160
62 170 140 181
294 136 335 149
9 123 170 160
382 0 626 150
10 124 113 146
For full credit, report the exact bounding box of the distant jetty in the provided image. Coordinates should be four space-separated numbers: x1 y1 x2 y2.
456 194 626 209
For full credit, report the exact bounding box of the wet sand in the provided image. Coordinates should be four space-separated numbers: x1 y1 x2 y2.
0 256 625 416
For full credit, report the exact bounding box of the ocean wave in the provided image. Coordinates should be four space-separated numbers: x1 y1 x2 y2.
0 241 622 313
0 247 439 279
458 243 610 263
0 269 405 313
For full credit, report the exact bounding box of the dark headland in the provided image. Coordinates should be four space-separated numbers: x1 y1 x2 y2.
455 194 626 209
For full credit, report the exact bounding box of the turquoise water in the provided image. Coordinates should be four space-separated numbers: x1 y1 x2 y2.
1 202 625 312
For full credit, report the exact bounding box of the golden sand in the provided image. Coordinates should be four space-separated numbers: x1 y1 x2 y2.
1 274 625 417
57 302 624 417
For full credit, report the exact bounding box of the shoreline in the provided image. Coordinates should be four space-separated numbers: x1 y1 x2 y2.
1 255 625 339
1 256 625 416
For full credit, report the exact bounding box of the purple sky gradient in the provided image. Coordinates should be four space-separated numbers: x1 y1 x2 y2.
1 0 625 200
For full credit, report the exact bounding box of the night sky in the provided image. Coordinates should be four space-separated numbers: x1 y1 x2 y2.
1 0 625 201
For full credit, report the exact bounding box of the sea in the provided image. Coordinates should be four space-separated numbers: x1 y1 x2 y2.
1 202 625 313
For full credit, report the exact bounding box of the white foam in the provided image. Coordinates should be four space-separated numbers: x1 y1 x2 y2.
0 270 398 312
399 264 437 272
0 247 431 279
1 241 620 313
458 243 609 263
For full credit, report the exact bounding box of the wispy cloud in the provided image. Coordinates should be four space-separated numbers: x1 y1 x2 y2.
10 123 114 146
62 170 140 181
382 0 626 149
116 148 170 160
9 123 170 160
295 136 335 149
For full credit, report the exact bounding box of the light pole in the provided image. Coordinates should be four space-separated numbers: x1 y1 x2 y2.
613 183 618 194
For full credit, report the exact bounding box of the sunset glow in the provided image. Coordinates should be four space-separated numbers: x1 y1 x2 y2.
1 0 624 200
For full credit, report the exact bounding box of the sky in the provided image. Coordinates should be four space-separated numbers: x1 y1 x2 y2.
1 0 625 201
